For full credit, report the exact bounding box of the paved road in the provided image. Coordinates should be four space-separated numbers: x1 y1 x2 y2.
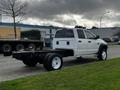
0 45 120 82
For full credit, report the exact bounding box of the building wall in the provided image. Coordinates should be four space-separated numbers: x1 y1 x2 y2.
0 27 21 39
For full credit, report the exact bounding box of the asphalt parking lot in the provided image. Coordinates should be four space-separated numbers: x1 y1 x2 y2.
0 45 120 82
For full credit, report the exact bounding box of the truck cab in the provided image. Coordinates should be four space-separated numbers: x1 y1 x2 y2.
53 28 107 59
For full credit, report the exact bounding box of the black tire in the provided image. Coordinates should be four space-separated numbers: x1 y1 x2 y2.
28 43 36 50
97 49 107 60
16 44 24 51
43 53 63 71
40 44 43 50
36 45 43 51
23 59 38 67
2 44 12 52
2 44 12 56
3 52 12 56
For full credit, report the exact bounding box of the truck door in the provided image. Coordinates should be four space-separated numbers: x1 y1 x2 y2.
84 30 100 54
77 29 89 55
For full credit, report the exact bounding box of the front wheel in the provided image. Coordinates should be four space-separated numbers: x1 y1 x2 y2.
28 43 36 50
97 49 107 60
43 53 63 71
16 44 24 51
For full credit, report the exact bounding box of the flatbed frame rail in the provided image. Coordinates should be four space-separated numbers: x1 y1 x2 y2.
13 49 74 61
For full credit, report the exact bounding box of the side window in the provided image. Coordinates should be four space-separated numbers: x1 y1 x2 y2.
55 29 74 38
77 30 85 39
85 30 96 39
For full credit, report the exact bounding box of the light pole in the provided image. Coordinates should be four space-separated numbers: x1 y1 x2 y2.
99 11 110 28
0 14 2 22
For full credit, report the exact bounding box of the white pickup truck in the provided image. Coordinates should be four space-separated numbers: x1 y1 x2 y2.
13 28 108 71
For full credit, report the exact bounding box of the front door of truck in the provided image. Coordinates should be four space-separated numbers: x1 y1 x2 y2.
84 30 100 54
77 29 89 55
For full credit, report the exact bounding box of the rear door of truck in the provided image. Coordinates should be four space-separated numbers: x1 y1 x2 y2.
53 29 77 50
84 30 100 54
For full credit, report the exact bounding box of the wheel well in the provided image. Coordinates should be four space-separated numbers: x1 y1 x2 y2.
99 44 108 52
101 46 107 50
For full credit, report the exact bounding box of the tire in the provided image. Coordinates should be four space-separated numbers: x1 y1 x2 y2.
23 59 38 67
2 44 12 52
36 45 43 51
98 49 107 60
43 53 63 71
2 44 12 56
3 52 12 56
28 43 36 50
16 44 24 51
38 55 46 64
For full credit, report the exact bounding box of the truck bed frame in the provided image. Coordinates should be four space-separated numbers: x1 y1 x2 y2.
13 49 74 62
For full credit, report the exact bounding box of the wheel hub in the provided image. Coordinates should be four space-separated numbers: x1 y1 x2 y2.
102 51 107 60
52 57 61 69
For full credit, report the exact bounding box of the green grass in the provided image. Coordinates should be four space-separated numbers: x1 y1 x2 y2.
0 58 120 90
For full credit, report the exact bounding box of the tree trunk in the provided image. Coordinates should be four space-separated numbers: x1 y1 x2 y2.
13 15 17 39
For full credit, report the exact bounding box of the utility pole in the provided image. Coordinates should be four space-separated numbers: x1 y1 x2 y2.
0 14 2 22
99 11 110 28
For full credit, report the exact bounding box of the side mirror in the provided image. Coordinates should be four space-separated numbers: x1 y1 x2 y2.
95 35 100 39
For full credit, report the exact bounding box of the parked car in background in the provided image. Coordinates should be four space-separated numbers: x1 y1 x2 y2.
103 38 112 42
118 40 120 44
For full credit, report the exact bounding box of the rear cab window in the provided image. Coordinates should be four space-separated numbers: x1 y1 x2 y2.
55 29 74 38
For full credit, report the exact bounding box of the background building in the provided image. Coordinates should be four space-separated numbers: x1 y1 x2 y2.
0 27 20 39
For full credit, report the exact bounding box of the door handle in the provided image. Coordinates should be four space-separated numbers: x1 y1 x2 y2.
78 40 82 43
88 41 91 43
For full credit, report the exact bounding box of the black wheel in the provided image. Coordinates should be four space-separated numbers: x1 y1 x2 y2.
23 59 38 67
16 44 24 51
40 45 43 50
36 45 43 51
43 53 63 71
2 44 12 56
28 43 36 50
98 49 107 60
2 44 12 52
37 55 44 64
3 52 12 56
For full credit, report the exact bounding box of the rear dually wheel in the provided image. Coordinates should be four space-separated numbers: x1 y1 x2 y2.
43 53 63 71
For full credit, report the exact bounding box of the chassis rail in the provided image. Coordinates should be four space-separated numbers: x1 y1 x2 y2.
13 49 74 61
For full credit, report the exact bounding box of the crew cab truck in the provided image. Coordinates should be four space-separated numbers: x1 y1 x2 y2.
13 28 108 71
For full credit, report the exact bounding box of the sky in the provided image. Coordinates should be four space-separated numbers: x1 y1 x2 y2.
1 0 120 28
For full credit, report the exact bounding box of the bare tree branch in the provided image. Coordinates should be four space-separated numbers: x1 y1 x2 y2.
0 0 28 39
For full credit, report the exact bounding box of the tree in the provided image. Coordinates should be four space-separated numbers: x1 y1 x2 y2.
0 0 28 39
75 25 86 29
91 26 99 29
